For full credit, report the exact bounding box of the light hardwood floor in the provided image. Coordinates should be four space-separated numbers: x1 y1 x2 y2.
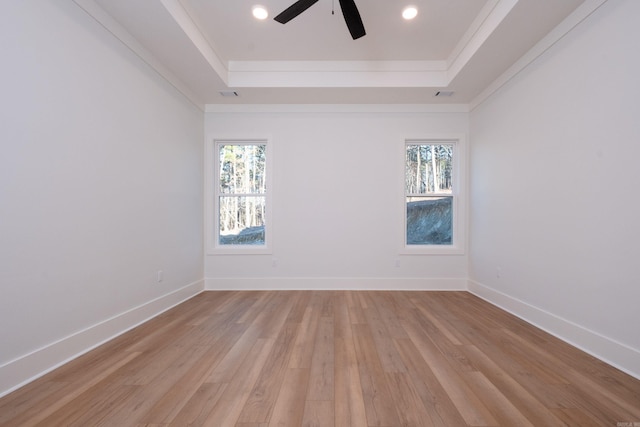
1 291 639 426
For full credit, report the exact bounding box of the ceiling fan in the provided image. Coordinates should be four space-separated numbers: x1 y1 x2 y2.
274 0 366 40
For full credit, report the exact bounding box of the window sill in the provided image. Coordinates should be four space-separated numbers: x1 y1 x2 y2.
207 246 272 255
399 245 465 256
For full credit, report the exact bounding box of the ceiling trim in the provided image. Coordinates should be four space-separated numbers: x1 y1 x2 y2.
74 0 589 106
470 0 609 110
72 0 205 111
228 61 448 72
227 70 449 88
447 0 518 81
159 0 521 91
159 0 228 85
204 104 470 114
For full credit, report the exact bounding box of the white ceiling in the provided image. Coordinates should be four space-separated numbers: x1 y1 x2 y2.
73 0 585 107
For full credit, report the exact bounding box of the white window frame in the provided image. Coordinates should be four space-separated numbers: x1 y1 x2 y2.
401 135 466 255
206 138 272 255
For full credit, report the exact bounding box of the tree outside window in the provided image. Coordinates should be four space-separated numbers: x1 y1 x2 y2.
405 142 454 245
217 143 267 246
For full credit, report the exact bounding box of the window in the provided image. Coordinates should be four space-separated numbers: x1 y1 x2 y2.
404 139 463 252
211 140 270 252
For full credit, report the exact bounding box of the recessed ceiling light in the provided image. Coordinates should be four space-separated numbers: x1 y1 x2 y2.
252 5 268 20
402 6 418 20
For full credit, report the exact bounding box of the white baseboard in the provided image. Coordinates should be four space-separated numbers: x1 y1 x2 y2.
205 277 466 291
0 280 204 398
468 279 640 380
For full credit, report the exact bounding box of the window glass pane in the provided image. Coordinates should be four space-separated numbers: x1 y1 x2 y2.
406 196 452 245
405 144 453 195
219 144 266 194
219 196 266 245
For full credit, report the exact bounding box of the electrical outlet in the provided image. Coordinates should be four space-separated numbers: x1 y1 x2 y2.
496 267 502 279
157 270 163 282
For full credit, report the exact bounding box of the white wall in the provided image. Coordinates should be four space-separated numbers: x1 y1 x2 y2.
4 0 637 400
469 0 640 377
0 1 204 395
205 108 468 290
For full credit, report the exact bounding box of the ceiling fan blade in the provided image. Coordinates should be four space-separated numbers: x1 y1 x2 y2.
338 0 366 39
274 0 319 24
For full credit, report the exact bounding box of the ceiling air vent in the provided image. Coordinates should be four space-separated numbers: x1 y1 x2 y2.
219 90 239 97
435 91 454 97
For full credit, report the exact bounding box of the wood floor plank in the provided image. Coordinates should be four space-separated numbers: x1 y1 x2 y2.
123 316 190 354
39 382 141 427
351 323 400 426
400 312 498 426
345 291 367 324
408 305 477 373
458 344 566 427
393 337 468 427
237 322 299 424
463 371 535 427
139 321 249 424
499 325 640 419
550 407 604 427
267 368 310 427
285 290 312 323
307 316 335 401
256 292 297 339
362 303 407 374
5 350 141 426
442 317 576 410
205 324 263 384
0 380 66 425
1 291 639 427
119 339 204 386
235 291 272 324
368 292 409 340
413 302 463 346
288 293 322 369
333 291 353 341
78 348 210 426
424 325 478 373
302 400 334 427
319 291 335 317
334 337 368 427
548 383 627 426
201 338 275 427
164 382 226 426
385 371 436 427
